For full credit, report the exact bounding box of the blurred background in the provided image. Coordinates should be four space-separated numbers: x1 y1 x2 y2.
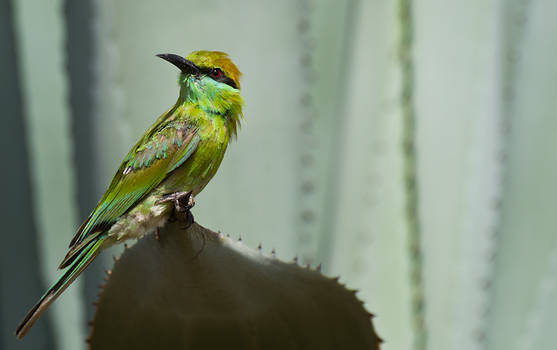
1 0 557 349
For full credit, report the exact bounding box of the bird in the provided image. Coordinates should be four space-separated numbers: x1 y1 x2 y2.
15 50 243 339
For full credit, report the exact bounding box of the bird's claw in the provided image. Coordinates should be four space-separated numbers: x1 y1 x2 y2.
156 191 195 227
156 191 195 211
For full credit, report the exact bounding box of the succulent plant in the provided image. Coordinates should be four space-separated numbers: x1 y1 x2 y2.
88 208 381 349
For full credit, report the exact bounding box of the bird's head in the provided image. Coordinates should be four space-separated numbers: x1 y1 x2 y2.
157 51 243 126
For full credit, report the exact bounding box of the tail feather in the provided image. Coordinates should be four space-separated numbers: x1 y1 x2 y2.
59 231 103 269
15 237 105 339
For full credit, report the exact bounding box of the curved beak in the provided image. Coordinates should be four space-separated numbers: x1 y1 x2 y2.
156 53 200 75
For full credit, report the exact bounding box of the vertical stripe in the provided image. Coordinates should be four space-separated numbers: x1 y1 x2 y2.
399 1 427 349
12 0 85 349
64 0 103 325
486 1 557 349
0 0 55 348
295 0 318 266
311 0 360 268
328 1 415 348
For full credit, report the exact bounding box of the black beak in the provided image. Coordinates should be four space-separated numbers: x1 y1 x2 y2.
156 53 200 75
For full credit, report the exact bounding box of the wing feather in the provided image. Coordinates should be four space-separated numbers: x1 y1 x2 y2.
69 116 200 248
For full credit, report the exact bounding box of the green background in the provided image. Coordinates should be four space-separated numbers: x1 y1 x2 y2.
1 0 556 349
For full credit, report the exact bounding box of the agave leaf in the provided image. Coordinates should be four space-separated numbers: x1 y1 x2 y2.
89 220 381 349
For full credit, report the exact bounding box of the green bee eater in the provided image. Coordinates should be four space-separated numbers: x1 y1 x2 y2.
16 50 243 339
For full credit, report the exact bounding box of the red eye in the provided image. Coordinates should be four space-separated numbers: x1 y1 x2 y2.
210 68 222 79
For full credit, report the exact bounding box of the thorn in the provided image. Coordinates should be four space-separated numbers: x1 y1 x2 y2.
155 227 160 240
226 234 230 238
238 235 242 242
104 269 112 275
257 243 262 251
333 276 340 282
124 243 129 249
271 248 276 256
366 312 375 319
112 256 118 262
316 264 322 272
293 256 298 264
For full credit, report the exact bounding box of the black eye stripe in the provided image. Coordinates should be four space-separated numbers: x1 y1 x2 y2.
200 67 237 89
220 77 237 89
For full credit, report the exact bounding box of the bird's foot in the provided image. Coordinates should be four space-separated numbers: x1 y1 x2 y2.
156 191 195 212
156 191 195 228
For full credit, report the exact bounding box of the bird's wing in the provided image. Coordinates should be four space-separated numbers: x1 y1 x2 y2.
68 114 201 250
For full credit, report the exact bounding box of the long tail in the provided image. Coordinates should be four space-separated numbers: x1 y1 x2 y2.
15 236 105 339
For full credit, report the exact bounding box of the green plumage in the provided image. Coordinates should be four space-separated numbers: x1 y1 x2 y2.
16 51 244 339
